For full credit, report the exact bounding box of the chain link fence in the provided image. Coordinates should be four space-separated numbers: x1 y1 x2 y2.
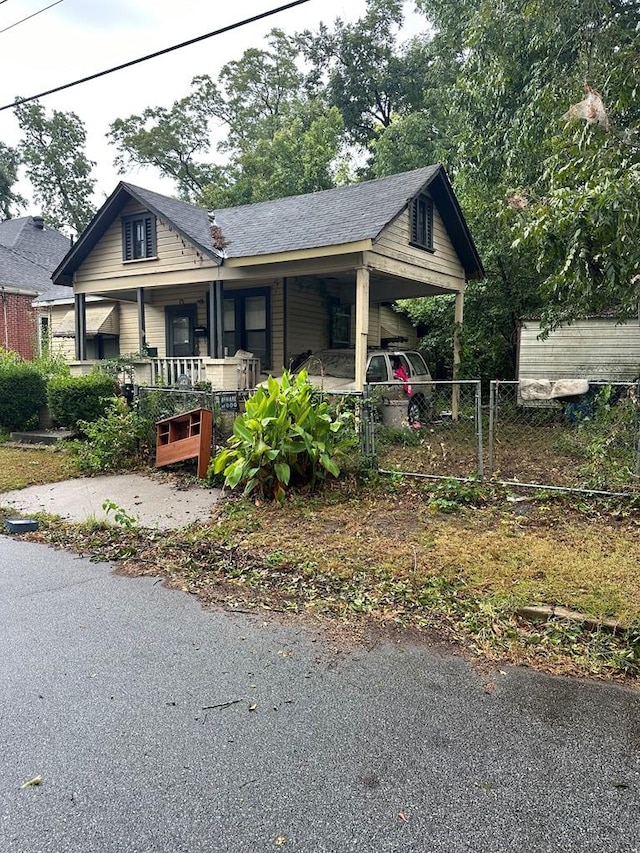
365 381 483 481
136 386 251 450
136 379 640 496
488 380 640 495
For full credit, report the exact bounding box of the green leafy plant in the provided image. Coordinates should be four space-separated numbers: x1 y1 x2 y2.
47 371 120 431
102 498 138 529
426 478 489 513
74 397 146 472
557 385 640 490
211 370 357 501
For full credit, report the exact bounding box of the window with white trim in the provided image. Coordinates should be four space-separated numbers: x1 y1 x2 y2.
122 213 157 261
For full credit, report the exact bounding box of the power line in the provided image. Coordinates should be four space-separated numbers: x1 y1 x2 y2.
0 0 312 112
0 0 64 35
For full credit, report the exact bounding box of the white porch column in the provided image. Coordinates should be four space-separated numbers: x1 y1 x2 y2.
137 287 146 353
452 286 465 419
355 266 370 390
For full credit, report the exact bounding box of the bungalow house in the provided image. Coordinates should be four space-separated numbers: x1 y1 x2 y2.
0 216 71 359
50 165 483 390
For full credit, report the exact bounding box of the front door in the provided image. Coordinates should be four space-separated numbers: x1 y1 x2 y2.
223 289 270 368
165 304 198 357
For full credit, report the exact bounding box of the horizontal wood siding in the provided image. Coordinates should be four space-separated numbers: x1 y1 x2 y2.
519 320 640 381
119 301 142 354
286 279 331 365
271 280 284 372
379 305 418 348
75 199 217 286
372 202 465 287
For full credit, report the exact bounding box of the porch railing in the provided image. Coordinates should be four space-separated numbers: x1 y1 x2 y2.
151 357 206 387
238 357 260 390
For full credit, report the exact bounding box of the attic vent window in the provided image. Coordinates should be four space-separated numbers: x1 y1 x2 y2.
410 195 434 252
122 213 157 261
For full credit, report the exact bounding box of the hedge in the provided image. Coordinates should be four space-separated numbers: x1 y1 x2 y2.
0 362 47 430
47 372 120 430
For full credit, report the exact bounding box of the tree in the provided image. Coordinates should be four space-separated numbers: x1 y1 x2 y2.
300 0 430 156
385 0 638 378
109 30 345 208
14 100 96 234
413 0 640 333
0 142 23 220
108 82 223 203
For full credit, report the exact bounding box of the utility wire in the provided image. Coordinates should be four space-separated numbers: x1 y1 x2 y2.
0 0 312 112
0 0 64 35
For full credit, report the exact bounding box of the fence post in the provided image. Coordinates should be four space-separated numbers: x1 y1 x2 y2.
488 381 496 478
636 379 640 480
361 386 375 460
475 380 484 482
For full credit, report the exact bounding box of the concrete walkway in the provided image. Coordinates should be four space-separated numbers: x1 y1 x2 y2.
0 473 221 530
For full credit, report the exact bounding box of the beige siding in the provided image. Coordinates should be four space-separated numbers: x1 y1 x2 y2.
379 305 418 348
286 279 332 366
372 201 465 288
518 319 640 381
270 280 284 371
75 199 217 286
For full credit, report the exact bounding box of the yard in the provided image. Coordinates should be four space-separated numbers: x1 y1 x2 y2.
4 444 639 681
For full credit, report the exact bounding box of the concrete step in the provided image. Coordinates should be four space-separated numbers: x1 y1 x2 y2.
9 430 74 446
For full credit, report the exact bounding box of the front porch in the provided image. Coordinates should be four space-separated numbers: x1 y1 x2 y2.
69 353 261 390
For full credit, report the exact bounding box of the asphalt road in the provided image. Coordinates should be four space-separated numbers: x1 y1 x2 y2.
1 537 639 853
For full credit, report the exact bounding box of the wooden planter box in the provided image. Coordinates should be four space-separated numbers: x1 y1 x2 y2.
155 408 213 479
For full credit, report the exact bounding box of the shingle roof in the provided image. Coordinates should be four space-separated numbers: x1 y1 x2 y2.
0 217 71 295
54 165 484 284
126 166 441 259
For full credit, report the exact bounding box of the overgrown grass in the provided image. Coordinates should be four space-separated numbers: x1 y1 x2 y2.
0 445 77 491
19 475 640 680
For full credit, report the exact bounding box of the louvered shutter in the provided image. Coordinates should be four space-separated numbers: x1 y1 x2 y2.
144 215 156 257
410 198 419 244
425 198 433 250
122 220 133 260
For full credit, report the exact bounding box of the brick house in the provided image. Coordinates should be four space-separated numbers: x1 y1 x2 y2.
0 216 71 359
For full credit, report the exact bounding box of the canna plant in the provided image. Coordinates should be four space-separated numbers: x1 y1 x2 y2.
210 370 357 501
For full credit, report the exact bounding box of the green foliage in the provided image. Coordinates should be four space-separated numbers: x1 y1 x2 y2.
426 478 489 512
47 372 120 431
0 141 24 219
14 99 96 234
0 355 46 430
557 385 640 490
102 498 138 529
376 425 421 448
211 370 357 501
74 397 146 473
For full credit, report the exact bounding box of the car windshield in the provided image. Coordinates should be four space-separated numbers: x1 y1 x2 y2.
297 351 355 379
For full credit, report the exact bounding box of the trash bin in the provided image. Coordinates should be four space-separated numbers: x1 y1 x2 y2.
382 398 407 428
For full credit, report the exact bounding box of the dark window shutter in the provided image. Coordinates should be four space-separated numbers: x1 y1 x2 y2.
144 215 156 257
122 220 133 260
410 198 419 244
426 198 434 249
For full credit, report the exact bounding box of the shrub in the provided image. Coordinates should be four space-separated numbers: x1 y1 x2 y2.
48 372 120 430
211 370 358 501
0 356 47 430
74 397 146 472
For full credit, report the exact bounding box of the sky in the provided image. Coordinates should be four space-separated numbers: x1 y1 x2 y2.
0 0 423 214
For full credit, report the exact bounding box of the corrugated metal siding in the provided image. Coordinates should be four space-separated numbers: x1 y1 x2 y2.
519 319 640 381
